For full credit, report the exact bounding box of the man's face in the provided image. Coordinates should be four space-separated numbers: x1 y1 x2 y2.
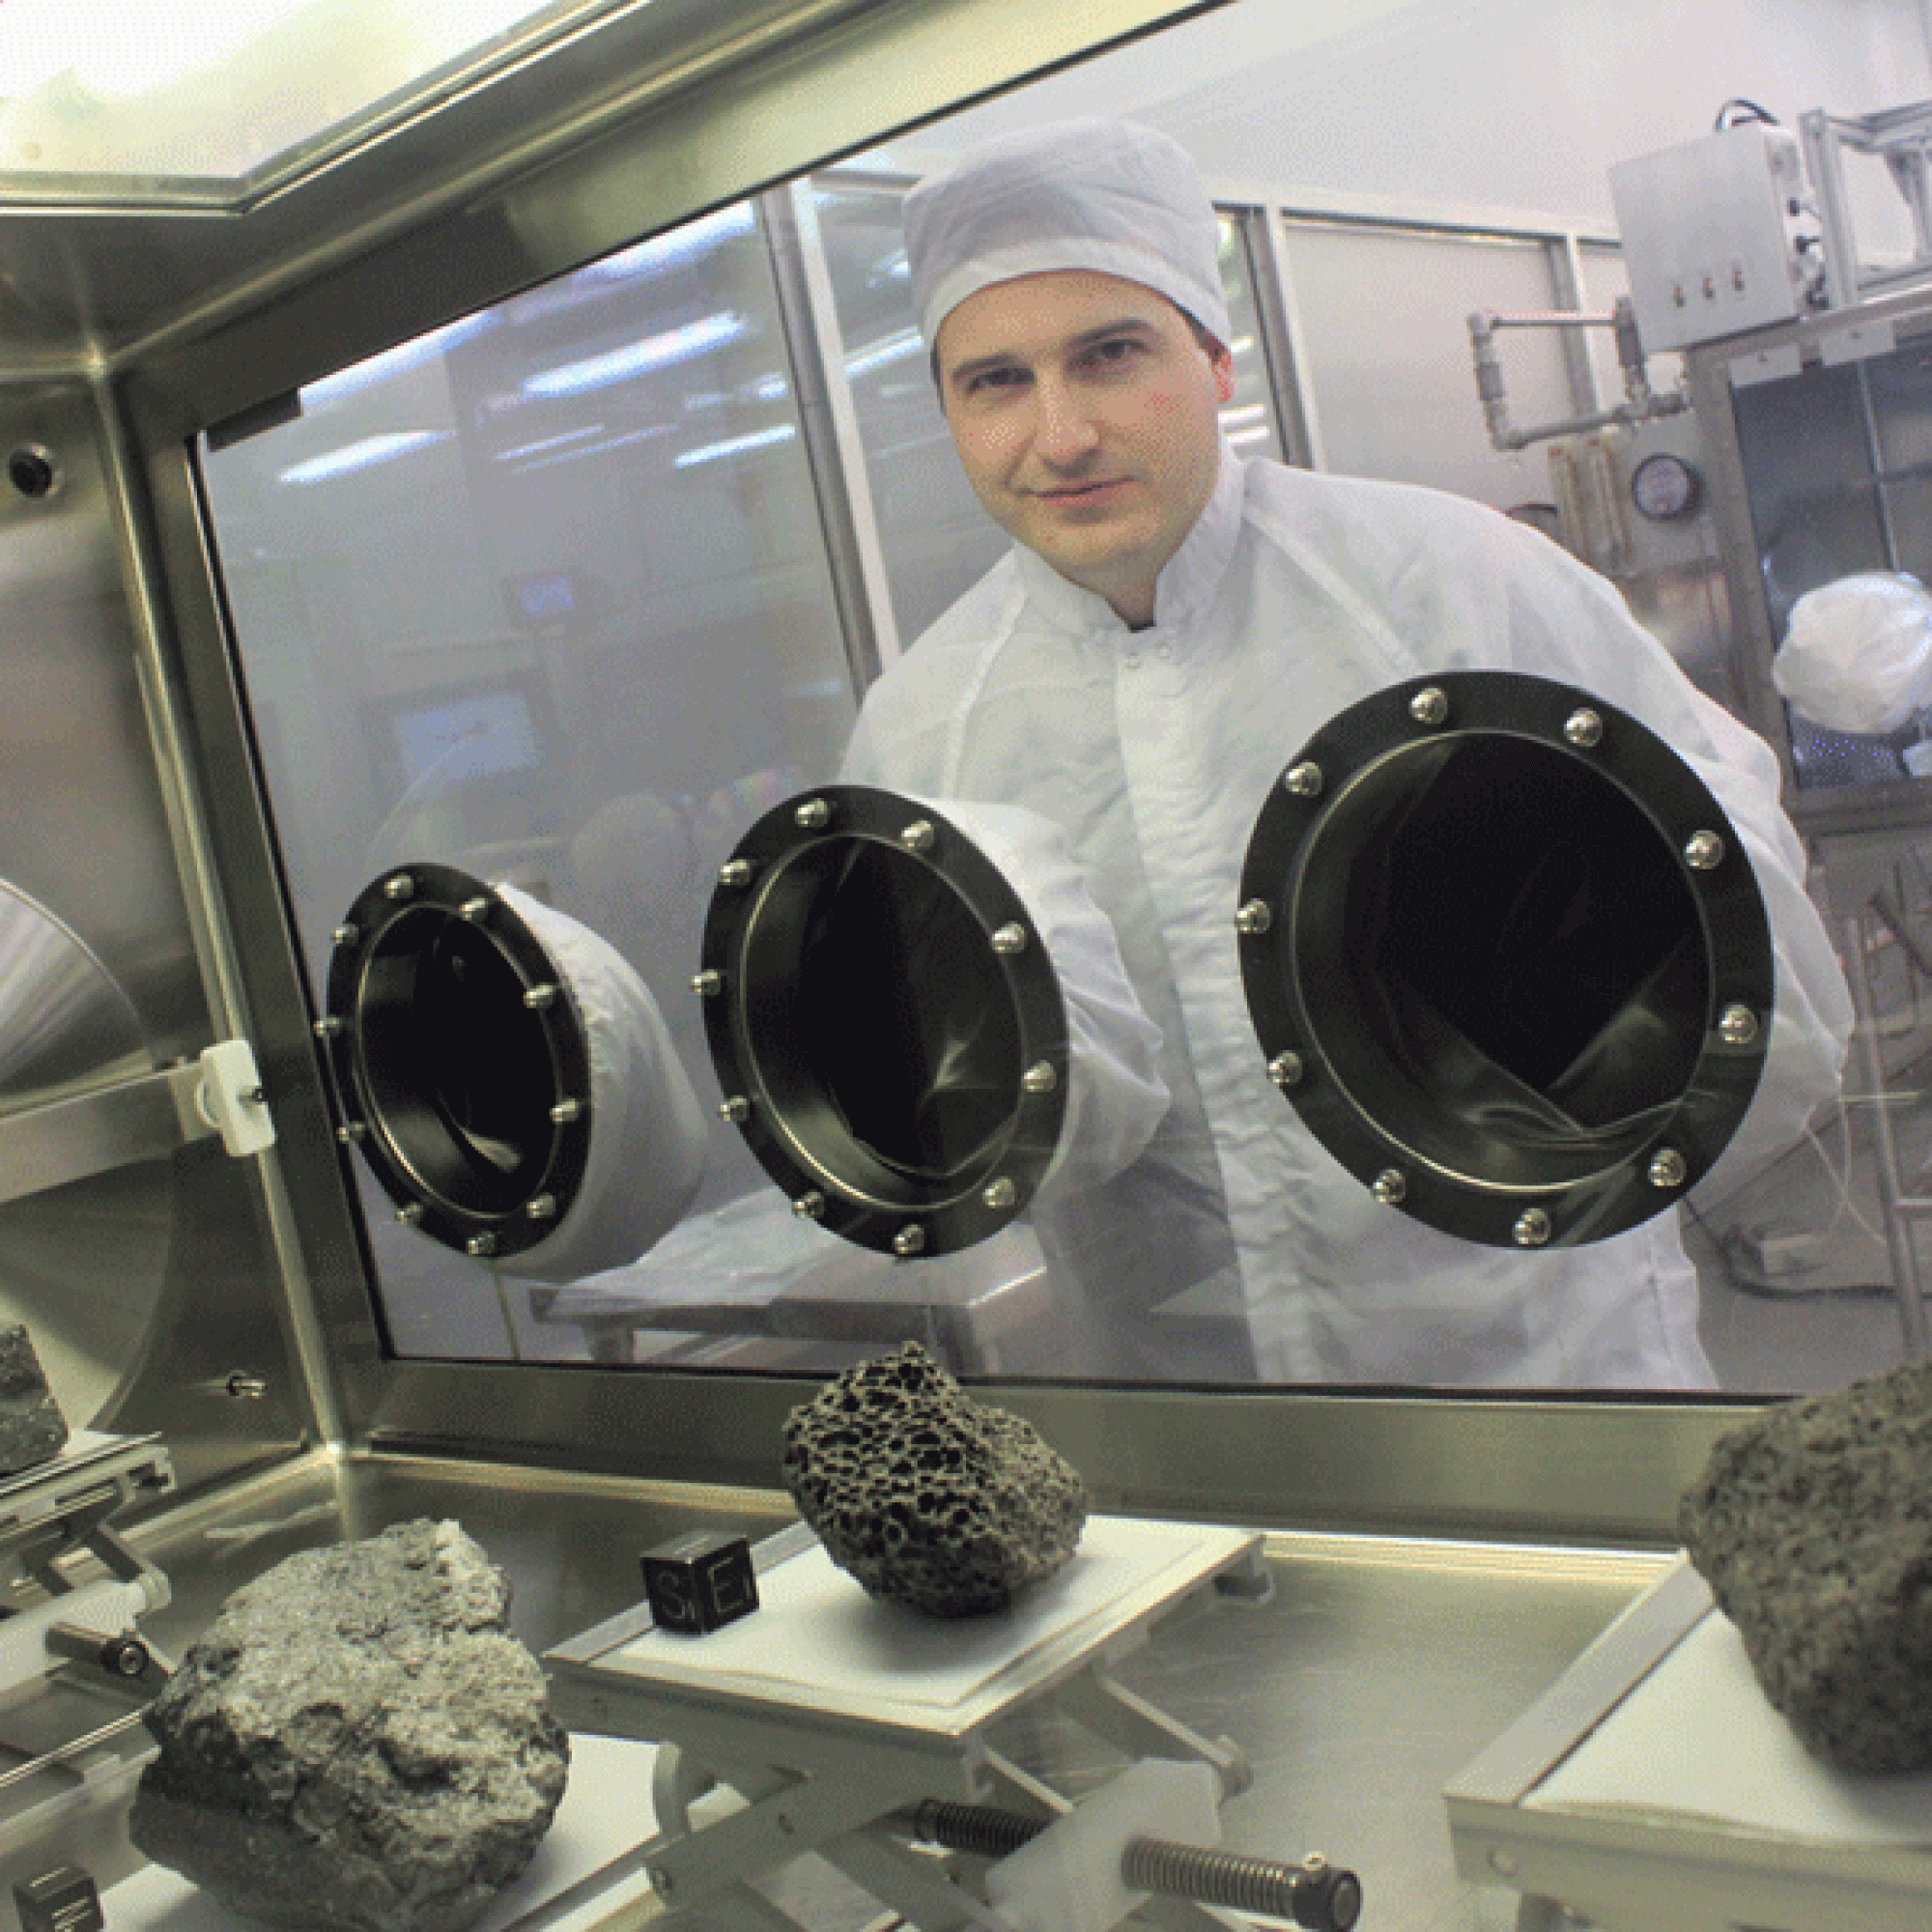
934 270 1236 627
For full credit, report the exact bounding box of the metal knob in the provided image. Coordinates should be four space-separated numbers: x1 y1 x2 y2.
899 819 936 854
794 798 833 831
692 969 724 998
1283 760 1324 798
792 1191 826 1221
1371 1169 1407 1206
1719 1002 1759 1046
1236 899 1274 936
1021 1061 1059 1095
1563 708 1605 749
893 1224 926 1257
1683 830 1724 870
980 1178 1017 1211
383 872 415 900
1647 1147 1688 1189
1267 1051 1305 1089
719 1095 753 1124
331 923 359 948
1513 1208 1552 1247
1407 686 1449 726
990 923 1029 956
466 1233 498 1258
718 858 755 889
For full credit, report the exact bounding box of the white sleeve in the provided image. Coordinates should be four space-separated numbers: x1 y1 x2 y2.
495 885 709 1282
1500 536 1855 1196
901 796 1171 1209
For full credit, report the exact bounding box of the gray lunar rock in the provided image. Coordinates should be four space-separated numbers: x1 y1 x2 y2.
129 1519 569 1932
0 1323 67 1477
782 1342 1087 1618
1679 1358 1932 1773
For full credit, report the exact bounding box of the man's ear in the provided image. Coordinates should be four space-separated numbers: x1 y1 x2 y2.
1211 346 1236 406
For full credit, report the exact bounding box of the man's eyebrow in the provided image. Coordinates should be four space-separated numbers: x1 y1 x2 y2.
944 318 1159 389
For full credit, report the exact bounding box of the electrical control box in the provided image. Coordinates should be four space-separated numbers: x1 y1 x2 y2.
1609 125 1820 353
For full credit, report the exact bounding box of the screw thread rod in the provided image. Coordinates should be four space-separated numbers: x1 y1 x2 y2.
906 1799 1359 1931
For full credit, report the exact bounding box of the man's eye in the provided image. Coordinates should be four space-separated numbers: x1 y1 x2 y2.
1082 337 1143 370
967 367 1024 393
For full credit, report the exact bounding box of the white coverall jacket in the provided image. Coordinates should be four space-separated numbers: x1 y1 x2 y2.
841 450 1854 1388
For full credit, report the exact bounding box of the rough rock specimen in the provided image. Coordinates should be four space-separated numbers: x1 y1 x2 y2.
130 1519 569 1932
0 1323 67 1476
1680 1358 1932 1773
782 1342 1087 1617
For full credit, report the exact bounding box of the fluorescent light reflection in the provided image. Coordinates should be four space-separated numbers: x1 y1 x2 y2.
845 328 923 378
303 315 493 410
674 424 797 469
495 425 607 463
510 425 672 473
523 313 749 398
1227 425 1273 448
279 431 448 484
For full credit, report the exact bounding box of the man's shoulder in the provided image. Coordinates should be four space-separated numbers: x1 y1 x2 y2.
1241 458 1533 565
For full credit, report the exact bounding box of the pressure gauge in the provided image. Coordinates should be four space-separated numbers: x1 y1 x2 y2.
1631 451 1702 522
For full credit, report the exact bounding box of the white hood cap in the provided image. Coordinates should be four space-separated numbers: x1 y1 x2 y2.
905 119 1232 352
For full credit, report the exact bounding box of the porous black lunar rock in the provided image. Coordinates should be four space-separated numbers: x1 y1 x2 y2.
0 1323 67 1476
782 1342 1087 1617
129 1519 569 1932
1680 1357 1932 1773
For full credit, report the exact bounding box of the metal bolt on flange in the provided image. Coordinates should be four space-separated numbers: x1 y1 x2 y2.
1684 830 1725 870
1021 1061 1059 1095
467 1233 498 1259
396 1203 425 1227
1283 760 1324 798
1513 1208 1552 1247
692 969 724 997
314 1016 345 1039
719 1095 753 1123
893 1224 927 1257
1719 1002 1759 1046
1267 1051 1305 1089
550 1098 584 1124
899 819 936 854
527 1194 558 1222
523 982 559 1010
336 1122 368 1144
793 797 833 831
792 1190 826 1221
1564 709 1605 749
990 923 1028 956
718 858 755 888
1648 1147 1688 1190
384 873 415 900
1236 898 1274 936
332 923 359 948
1408 686 1449 726
1371 1168 1408 1205
460 896 492 922
981 1177 1017 1211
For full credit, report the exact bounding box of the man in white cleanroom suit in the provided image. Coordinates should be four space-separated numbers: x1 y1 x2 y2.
840 119 1853 1388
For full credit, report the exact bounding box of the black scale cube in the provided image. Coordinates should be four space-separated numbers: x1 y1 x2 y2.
640 1531 758 1635
14 1868 102 1932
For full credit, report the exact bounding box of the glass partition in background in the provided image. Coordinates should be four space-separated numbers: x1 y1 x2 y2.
198 0 1928 1400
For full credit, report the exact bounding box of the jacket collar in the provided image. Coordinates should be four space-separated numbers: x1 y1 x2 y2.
1012 442 1248 638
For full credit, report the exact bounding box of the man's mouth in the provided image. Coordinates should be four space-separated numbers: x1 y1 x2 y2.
1034 478 1131 502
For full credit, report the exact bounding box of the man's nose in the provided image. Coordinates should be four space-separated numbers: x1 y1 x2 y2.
1031 378 1102 466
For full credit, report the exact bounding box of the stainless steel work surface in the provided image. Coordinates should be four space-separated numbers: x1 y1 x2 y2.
121 1450 1671 1930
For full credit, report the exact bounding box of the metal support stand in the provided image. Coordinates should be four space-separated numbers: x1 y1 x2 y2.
1842 909 1932 1359
546 1517 1289 1932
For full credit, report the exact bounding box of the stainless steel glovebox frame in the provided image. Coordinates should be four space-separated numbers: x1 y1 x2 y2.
77 0 1780 1544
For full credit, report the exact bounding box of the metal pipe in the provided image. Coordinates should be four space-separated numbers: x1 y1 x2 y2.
1467 302 1686 453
